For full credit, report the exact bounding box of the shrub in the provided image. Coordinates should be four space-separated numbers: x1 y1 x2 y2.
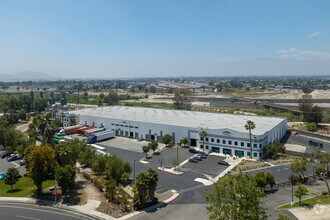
306 122 317 132
321 191 328 195
93 179 105 192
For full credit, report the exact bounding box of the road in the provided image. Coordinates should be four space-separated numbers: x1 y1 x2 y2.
0 202 100 220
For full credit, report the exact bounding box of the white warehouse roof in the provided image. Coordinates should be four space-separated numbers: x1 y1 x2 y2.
70 106 285 135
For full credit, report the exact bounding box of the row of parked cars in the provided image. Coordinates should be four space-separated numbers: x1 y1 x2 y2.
188 148 230 166
0 151 22 163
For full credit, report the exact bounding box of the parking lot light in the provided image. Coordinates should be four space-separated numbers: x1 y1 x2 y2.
133 160 136 182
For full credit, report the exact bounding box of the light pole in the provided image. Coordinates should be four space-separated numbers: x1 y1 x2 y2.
133 160 136 182
54 172 57 204
290 174 294 205
177 144 179 167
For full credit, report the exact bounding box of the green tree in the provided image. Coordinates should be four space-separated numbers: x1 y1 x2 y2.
199 129 207 152
105 90 119 105
206 173 267 220
142 145 150 158
149 140 159 153
180 137 188 147
28 145 57 195
56 165 76 194
79 144 95 167
133 168 159 209
264 142 285 159
255 172 275 192
173 89 192 110
106 178 117 201
162 134 172 147
294 183 308 205
291 157 309 179
315 165 330 195
298 95 323 124
245 120 256 159
4 167 20 190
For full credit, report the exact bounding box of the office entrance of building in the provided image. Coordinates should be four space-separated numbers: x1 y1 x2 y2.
190 138 197 147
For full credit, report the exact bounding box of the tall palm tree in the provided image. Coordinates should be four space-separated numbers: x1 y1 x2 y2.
245 120 256 159
200 129 207 152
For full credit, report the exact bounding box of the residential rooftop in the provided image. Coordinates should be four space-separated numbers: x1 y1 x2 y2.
70 106 286 135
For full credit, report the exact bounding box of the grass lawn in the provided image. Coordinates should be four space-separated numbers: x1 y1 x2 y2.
277 195 330 209
0 177 54 197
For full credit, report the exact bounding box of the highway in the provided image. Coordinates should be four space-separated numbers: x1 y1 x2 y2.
0 202 100 220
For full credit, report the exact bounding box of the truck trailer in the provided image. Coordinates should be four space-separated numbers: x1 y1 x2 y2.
77 126 95 135
84 127 105 137
88 130 115 144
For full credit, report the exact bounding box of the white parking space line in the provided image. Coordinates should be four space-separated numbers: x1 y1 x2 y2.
15 215 40 220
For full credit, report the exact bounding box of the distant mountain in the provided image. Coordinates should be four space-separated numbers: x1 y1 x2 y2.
0 71 60 82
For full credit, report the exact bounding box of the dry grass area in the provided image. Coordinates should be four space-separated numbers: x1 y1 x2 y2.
232 159 270 172
266 156 294 165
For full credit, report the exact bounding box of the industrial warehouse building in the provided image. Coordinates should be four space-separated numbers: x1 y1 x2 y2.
68 106 287 160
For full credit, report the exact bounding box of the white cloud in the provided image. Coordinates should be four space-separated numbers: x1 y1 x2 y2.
277 48 330 60
309 31 323 37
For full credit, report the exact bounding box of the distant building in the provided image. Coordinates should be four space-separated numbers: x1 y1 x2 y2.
68 106 287 160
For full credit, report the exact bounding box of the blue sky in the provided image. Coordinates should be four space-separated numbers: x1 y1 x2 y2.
0 0 329 78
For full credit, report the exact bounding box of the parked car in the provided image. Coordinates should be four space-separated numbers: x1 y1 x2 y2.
19 160 25 166
188 157 199 163
0 173 5 180
197 153 207 159
6 154 20 162
194 155 203 161
218 160 230 166
189 148 199 153
0 151 11 159
198 152 208 158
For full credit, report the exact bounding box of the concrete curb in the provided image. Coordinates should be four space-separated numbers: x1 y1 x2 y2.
157 167 183 175
0 197 36 204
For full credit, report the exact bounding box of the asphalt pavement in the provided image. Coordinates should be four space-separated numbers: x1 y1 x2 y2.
0 153 26 175
286 134 330 153
0 202 100 220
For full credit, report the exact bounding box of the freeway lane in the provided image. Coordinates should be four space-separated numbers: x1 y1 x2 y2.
0 202 100 220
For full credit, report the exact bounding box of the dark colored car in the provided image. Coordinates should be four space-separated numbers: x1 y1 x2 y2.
198 152 208 158
0 151 11 159
6 155 20 162
218 160 230 166
188 157 198 163
189 148 199 153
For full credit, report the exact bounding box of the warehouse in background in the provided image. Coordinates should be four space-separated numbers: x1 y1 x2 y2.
67 106 287 160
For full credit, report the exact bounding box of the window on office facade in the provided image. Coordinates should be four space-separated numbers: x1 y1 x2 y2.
234 141 238 146
206 138 209 142
217 139 220 143
241 142 244 147
228 140 232 145
211 138 214 142
222 140 226 144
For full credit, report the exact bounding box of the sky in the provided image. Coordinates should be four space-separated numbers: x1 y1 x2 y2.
0 0 330 78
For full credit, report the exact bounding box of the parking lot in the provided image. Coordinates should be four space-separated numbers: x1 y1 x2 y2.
179 155 228 178
245 163 314 184
286 134 330 153
0 152 26 175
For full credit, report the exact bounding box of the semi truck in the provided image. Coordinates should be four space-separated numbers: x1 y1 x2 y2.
52 135 65 143
84 127 105 137
58 124 83 135
90 144 107 155
88 130 115 144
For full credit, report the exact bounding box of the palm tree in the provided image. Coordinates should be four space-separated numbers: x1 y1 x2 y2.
199 129 207 152
245 120 256 159
146 168 159 202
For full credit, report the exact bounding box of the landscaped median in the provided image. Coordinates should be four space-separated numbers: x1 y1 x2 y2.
0 177 54 197
277 195 330 209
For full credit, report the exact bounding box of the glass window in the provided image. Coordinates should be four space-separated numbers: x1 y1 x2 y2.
206 138 209 142
229 140 232 145
200 145 203 148
259 143 263 148
206 145 209 149
253 152 258 157
211 138 214 142
217 139 220 143
247 151 251 156
247 143 251 147
241 142 244 147
259 152 263 157
253 143 257 148
222 140 226 144
234 141 238 146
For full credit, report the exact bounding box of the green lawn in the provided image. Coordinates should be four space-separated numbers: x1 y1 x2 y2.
277 195 330 209
0 177 54 197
